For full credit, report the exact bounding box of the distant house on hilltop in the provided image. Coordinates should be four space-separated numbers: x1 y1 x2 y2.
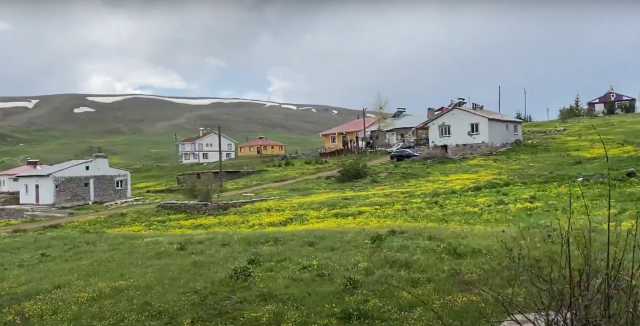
237 135 286 156
0 159 49 193
15 153 130 207
587 86 636 115
178 128 237 164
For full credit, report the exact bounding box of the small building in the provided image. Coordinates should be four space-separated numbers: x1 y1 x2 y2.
364 107 434 147
587 86 636 115
15 153 131 207
0 159 49 193
237 135 286 156
178 128 237 164
319 117 378 151
421 106 522 149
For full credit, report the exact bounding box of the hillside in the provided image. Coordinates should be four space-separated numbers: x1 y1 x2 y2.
1 115 639 325
0 94 367 168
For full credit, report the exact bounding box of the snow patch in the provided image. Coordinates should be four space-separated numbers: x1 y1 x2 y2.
74 107 96 113
366 113 376 117
281 104 297 110
298 107 313 110
311 109 317 112
86 95 283 107
332 110 338 115
0 99 39 109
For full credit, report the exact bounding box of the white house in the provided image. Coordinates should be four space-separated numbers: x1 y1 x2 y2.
15 153 131 207
424 107 522 148
0 159 49 193
178 128 237 164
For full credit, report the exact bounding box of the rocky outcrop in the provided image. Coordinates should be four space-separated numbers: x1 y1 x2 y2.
156 197 277 214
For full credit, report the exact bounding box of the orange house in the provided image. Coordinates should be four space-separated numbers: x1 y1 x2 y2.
237 136 286 156
319 117 378 150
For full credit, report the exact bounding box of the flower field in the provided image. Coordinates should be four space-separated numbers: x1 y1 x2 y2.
2 115 640 325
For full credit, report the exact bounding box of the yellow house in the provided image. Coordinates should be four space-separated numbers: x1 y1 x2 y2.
319 117 378 150
237 135 286 156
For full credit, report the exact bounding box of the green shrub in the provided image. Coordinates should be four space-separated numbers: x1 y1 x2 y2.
182 179 218 202
336 159 368 182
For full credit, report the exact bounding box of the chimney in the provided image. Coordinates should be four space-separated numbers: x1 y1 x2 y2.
391 107 406 119
26 159 39 167
199 127 205 136
427 108 435 119
93 153 108 159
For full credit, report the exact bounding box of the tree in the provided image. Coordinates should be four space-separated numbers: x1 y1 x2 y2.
183 178 218 202
585 106 597 117
618 100 636 114
516 111 533 122
515 111 524 120
570 93 585 117
604 100 617 115
371 92 389 147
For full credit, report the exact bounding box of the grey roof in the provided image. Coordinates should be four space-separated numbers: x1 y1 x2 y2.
365 114 429 132
16 159 91 177
461 108 522 122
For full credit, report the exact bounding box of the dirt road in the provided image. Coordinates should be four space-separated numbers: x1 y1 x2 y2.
0 155 390 233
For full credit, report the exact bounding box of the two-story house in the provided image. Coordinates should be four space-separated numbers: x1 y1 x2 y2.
178 128 237 164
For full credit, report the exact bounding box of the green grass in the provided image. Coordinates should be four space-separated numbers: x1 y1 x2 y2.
2 114 640 325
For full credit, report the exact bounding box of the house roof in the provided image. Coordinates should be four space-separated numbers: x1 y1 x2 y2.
0 164 51 176
416 107 521 129
179 131 237 143
588 87 636 104
319 118 378 135
365 114 429 132
16 160 92 177
239 137 285 147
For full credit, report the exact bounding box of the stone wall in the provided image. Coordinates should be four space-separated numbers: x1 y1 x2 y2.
156 197 277 214
53 174 129 207
416 142 516 159
0 206 27 219
176 170 260 186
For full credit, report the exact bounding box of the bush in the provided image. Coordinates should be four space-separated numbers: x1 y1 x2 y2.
182 179 218 202
336 159 368 182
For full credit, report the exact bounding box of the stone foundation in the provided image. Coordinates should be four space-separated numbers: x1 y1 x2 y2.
156 197 277 214
0 206 71 220
416 141 518 159
176 170 260 186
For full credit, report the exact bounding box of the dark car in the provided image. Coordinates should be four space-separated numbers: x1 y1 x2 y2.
389 149 421 161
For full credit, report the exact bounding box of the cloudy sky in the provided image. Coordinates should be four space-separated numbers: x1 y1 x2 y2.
0 0 639 120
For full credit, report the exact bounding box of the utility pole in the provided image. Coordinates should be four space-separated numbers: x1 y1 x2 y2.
174 133 178 157
498 86 501 113
217 126 223 202
524 87 527 121
362 108 367 155
547 107 549 121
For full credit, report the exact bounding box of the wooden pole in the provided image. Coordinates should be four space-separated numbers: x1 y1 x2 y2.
524 87 527 121
547 107 549 121
217 126 223 201
362 108 367 155
498 86 501 113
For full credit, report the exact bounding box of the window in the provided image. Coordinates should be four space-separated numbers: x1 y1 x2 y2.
514 124 519 135
85 166 90 171
263 146 267 150
191 153 198 160
84 183 89 187
470 123 479 134
226 153 231 158
24 184 28 195
506 124 509 131
250 147 254 152
180 144 185 151
279 146 283 151
115 179 125 189
616 101 628 108
227 144 232 150
271 146 274 150
439 125 451 137
183 153 190 161
330 135 337 144
198 143 203 150
1 180 4 186
240 147 244 152
203 153 209 159
190 143 196 150
55 185 59 190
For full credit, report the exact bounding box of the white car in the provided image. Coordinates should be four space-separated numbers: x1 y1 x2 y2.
386 143 403 153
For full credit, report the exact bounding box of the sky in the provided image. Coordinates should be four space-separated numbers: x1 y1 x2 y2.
1 0 639 121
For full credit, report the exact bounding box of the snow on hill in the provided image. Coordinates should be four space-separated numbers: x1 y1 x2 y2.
0 99 39 109
85 95 312 111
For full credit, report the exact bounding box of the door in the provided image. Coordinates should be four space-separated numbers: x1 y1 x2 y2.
89 178 95 203
35 184 40 204
387 132 396 146
257 147 262 155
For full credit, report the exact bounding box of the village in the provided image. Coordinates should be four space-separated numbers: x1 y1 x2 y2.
0 86 635 220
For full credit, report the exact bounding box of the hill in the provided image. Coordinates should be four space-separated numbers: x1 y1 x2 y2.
0 94 367 168
1 115 639 325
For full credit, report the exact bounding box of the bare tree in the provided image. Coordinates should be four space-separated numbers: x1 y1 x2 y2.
372 92 390 146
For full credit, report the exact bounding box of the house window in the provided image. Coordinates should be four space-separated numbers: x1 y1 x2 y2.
115 179 125 189
514 124 519 135
1 180 4 186
183 153 190 160
250 147 254 152
55 185 59 190
279 146 283 151
191 153 198 160
198 143 203 150
84 183 89 187
439 125 451 137
271 146 274 150
263 146 267 151
24 184 28 195
226 153 231 158
191 144 196 150
227 144 232 150
203 153 209 159
240 147 244 152
470 123 479 134
616 101 628 108
330 135 336 144
85 166 90 171
506 124 509 131
180 144 185 151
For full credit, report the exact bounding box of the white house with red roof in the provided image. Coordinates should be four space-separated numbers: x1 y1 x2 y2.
237 135 286 156
178 128 238 164
0 159 49 193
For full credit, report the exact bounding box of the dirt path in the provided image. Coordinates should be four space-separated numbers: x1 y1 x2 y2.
0 156 390 233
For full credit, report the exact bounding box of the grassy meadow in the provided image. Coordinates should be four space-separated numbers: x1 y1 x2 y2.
1 114 640 325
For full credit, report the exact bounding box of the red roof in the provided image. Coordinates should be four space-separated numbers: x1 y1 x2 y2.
0 164 50 176
179 131 236 143
239 137 285 147
319 118 378 135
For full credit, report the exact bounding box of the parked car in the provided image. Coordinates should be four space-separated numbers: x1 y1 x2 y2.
385 143 415 153
389 149 421 161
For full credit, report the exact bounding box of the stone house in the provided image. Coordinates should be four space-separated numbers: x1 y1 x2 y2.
15 153 131 207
